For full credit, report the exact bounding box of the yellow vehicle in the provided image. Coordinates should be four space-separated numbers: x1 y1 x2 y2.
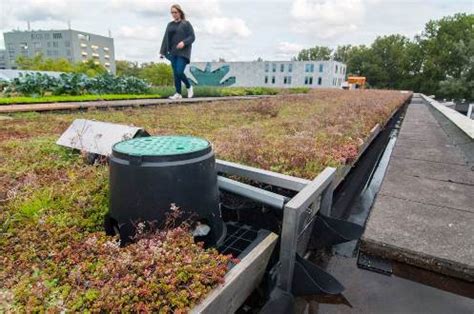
346 76 366 89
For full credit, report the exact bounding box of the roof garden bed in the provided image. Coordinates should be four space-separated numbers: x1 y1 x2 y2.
0 89 411 312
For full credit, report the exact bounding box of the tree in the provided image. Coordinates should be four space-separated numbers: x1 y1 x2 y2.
116 60 140 77
341 45 371 76
139 62 173 86
415 13 474 99
16 53 74 72
296 46 332 61
74 59 107 77
369 34 412 89
293 13 473 100
16 54 106 76
438 38 474 100
333 45 353 63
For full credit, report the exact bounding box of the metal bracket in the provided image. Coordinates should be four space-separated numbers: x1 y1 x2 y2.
217 176 288 209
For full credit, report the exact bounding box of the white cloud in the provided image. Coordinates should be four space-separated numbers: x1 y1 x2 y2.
10 0 83 22
115 44 159 62
116 25 164 41
274 41 305 59
0 2 14 29
290 0 365 38
109 0 221 18
277 41 304 54
202 17 251 38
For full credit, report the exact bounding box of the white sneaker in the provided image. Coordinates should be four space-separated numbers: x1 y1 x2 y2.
169 93 182 100
187 86 194 98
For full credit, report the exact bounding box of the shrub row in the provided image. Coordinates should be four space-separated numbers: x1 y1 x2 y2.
3 72 150 97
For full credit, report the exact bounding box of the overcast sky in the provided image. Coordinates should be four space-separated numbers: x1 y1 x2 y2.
0 0 472 63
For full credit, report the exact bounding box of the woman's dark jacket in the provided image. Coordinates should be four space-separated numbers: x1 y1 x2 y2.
160 20 195 63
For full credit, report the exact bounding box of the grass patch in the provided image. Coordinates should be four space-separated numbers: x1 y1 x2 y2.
0 94 163 105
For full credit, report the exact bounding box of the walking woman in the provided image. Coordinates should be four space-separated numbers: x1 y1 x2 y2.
160 4 195 99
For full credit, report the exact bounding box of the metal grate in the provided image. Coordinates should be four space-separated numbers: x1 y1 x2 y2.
218 222 259 258
113 136 210 156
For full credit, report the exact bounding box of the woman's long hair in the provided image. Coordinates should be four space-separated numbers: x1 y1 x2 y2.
171 4 186 20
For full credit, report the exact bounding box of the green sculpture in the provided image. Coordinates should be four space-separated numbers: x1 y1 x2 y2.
189 63 236 86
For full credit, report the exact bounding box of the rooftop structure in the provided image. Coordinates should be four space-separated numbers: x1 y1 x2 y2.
185 60 347 88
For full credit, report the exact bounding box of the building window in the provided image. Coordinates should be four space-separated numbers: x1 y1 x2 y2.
265 63 269 72
319 64 323 72
309 76 313 84
318 77 322 85
53 32 62 39
265 76 268 84
20 42 28 50
47 42 51 48
271 76 275 84
65 41 71 48
32 42 41 49
280 64 284 72
335 65 338 73
305 64 315 72
52 41 58 48
288 63 293 72
44 33 50 40
284 76 292 85
272 63 276 72
304 76 308 85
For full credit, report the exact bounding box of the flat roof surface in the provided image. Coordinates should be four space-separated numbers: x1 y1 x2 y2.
361 96 474 282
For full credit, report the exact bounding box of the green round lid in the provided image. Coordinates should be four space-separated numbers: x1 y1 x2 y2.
113 136 210 157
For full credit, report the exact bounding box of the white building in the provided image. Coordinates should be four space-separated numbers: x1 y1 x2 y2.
185 60 347 88
3 29 115 73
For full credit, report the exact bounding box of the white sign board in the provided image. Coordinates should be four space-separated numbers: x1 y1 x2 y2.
56 119 147 156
